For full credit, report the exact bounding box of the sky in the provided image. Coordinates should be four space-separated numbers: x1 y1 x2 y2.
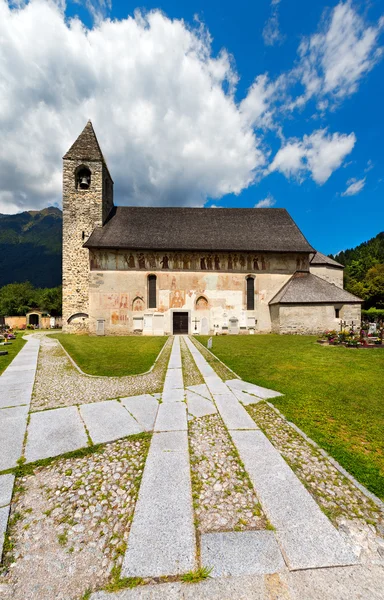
0 0 383 254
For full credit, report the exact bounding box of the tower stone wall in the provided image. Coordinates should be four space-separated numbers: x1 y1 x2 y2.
62 122 113 332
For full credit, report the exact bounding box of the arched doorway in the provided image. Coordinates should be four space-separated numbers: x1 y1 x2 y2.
28 313 40 327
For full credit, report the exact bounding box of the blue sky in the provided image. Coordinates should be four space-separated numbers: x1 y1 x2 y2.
1 0 383 254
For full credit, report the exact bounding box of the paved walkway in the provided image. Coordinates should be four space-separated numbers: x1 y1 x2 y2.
0 333 375 591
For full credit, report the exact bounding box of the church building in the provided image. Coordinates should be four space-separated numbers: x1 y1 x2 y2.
62 122 361 336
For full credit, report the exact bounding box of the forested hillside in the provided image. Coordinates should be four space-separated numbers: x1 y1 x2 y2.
330 232 384 308
0 207 62 288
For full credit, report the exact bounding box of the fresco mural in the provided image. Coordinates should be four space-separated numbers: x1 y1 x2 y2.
89 250 304 274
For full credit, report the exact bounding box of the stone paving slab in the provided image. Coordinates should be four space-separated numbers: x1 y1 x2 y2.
0 504 10 560
91 565 384 600
155 403 187 432
187 384 212 400
25 406 88 463
0 407 28 471
0 371 36 387
0 387 31 409
205 375 231 395
213 394 259 431
161 388 185 403
230 430 358 571
201 530 285 577
186 391 217 418
0 474 15 507
163 368 184 390
80 401 143 444
226 379 282 399
231 388 262 405
122 431 196 577
121 395 159 431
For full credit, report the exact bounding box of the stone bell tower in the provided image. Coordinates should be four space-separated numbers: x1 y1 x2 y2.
62 121 114 332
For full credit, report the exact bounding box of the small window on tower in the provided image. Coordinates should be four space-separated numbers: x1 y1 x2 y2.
76 166 91 190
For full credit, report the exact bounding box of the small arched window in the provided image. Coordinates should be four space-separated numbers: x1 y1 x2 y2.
246 276 255 310
75 166 91 190
148 275 157 309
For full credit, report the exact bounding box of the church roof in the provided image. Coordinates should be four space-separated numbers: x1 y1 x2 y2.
84 207 315 253
63 121 106 162
269 272 361 305
310 251 344 268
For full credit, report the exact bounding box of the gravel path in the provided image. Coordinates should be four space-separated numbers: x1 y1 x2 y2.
31 336 172 410
189 337 235 382
189 414 267 534
0 435 151 600
247 402 384 564
180 337 204 387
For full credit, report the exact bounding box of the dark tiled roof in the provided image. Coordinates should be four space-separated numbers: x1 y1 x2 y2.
310 251 344 268
84 207 315 253
269 272 361 305
63 121 105 162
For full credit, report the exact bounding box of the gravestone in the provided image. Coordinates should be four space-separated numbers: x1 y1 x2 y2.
207 337 213 349
201 317 209 335
229 317 239 335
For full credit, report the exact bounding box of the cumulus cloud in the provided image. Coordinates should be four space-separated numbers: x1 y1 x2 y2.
0 0 379 214
295 1 384 107
269 129 356 184
262 0 284 47
0 0 266 213
341 177 366 196
254 194 276 208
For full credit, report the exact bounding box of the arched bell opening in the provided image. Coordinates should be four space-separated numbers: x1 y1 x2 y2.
75 165 91 190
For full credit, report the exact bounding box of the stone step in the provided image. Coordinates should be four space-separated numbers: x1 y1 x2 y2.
122 431 196 577
230 430 358 571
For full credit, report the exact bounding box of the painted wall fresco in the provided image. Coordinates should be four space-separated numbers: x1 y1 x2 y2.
90 250 309 274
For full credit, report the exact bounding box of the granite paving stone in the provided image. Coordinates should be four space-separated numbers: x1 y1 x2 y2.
213 394 259 431
79 401 143 444
163 368 184 390
186 383 212 400
201 531 285 577
0 387 31 408
205 375 231 395
230 430 358 570
226 379 282 399
231 388 262 405
0 504 10 560
0 407 29 470
161 388 185 403
0 474 15 507
122 431 196 577
155 402 187 431
120 395 159 431
25 406 88 463
186 391 217 418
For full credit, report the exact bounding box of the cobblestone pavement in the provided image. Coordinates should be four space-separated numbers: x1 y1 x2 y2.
247 402 384 565
31 336 172 410
189 414 267 533
0 436 150 600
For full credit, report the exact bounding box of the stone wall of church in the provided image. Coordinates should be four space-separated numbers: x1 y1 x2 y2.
271 303 361 335
309 264 344 288
87 249 305 334
62 159 113 333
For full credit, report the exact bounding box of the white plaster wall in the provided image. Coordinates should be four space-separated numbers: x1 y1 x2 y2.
310 265 344 288
276 303 361 334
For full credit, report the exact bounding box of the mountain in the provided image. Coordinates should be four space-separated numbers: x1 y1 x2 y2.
330 232 384 309
0 207 62 288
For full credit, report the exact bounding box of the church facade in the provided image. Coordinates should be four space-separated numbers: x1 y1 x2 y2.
62 122 361 336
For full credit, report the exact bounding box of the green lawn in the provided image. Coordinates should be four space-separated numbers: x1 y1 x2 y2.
0 333 26 375
197 335 384 500
52 334 167 377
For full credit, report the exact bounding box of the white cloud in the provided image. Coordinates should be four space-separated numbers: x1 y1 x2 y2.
0 0 266 213
262 0 284 47
269 129 356 184
364 159 374 173
295 1 384 106
240 74 280 128
341 177 366 196
254 194 276 208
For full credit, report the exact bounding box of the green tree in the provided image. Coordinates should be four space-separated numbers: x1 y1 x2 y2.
0 282 38 316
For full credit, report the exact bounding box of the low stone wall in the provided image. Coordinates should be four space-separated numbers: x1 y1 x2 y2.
272 303 361 335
